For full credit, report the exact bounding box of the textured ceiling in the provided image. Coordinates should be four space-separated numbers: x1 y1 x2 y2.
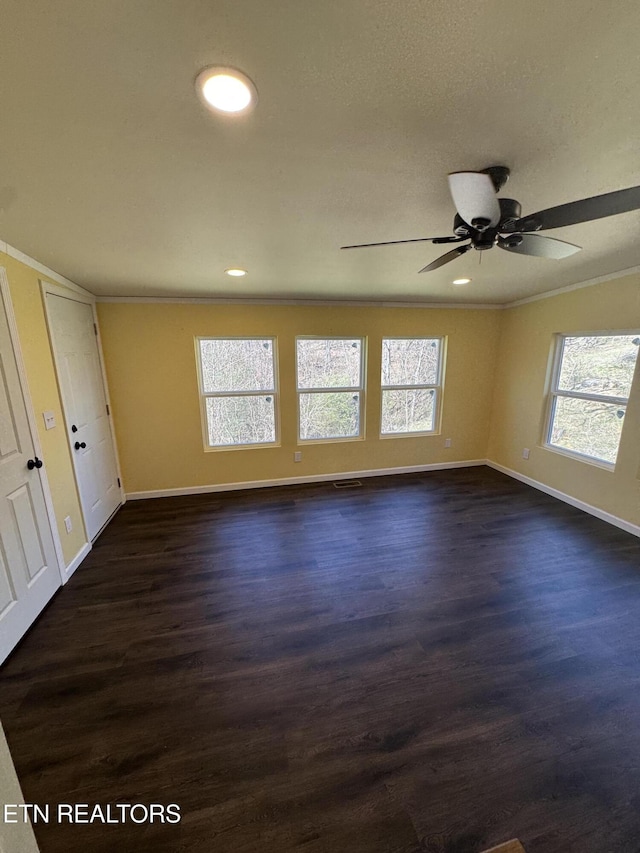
1 0 639 304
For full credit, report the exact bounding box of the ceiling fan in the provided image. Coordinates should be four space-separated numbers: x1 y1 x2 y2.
341 167 640 273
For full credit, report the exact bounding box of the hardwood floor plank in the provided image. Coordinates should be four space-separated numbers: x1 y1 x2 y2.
1 467 640 852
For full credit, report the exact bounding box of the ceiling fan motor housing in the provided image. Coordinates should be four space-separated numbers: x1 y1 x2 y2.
473 229 497 250
455 198 521 235
455 198 523 250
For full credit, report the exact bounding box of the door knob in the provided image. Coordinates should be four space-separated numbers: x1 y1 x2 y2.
71 424 78 433
74 441 86 450
27 457 43 470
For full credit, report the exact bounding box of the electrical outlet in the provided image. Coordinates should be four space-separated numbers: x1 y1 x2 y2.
64 516 72 533
294 451 302 462
444 438 452 448
43 410 56 430
522 448 530 460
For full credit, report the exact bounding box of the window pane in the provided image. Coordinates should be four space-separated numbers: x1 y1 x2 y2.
381 338 440 386
296 339 362 389
557 335 639 398
381 389 435 434
549 396 625 464
299 392 360 440
200 339 275 393
205 396 276 446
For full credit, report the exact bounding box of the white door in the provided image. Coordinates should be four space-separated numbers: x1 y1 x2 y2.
46 294 121 540
0 282 61 665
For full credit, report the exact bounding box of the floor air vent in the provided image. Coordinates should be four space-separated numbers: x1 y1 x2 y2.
333 479 362 489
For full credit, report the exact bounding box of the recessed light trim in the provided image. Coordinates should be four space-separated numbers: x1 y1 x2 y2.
225 268 247 277
196 67 257 115
452 278 472 285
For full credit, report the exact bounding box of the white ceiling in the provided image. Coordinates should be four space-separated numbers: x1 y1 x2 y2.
1 0 639 304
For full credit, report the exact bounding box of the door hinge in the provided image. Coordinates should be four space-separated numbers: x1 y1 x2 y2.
106 403 110 415
117 477 121 488
93 323 98 336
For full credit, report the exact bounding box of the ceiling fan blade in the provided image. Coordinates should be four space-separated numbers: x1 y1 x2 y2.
448 172 501 229
418 243 472 273
508 185 640 232
498 233 581 259
341 235 461 249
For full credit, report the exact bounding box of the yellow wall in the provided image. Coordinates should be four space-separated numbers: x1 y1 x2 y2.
488 273 640 528
3 242 639 549
0 252 87 563
97 302 502 493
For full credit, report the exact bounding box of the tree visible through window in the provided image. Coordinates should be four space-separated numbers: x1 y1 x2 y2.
546 334 640 465
197 338 278 447
381 338 443 434
296 338 365 440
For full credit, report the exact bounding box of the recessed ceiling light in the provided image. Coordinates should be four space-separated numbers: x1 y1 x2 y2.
225 268 247 277
452 278 471 285
196 67 257 115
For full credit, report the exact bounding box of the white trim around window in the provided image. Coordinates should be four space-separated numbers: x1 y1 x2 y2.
195 337 280 451
295 337 366 443
380 336 445 437
543 331 640 469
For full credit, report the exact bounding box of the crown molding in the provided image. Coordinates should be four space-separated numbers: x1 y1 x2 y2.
95 295 503 309
2 237 638 311
0 239 92 297
504 264 640 308
89 264 640 310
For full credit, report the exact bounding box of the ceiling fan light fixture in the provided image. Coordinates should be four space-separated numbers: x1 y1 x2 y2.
196 67 257 115
225 268 247 277
342 166 640 274
452 277 471 285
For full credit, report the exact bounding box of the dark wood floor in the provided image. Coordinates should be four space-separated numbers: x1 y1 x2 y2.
2 467 640 852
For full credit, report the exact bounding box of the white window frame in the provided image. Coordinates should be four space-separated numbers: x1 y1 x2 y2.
196 336 280 451
380 336 445 437
295 336 366 443
543 330 640 469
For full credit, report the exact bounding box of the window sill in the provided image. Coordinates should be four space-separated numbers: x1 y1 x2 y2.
542 443 615 472
380 430 439 440
297 435 364 446
204 442 280 453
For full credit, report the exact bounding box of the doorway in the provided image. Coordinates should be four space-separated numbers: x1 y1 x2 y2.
43 287 122 540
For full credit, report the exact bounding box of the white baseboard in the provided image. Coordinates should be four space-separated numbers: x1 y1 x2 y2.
486 460 640 539
63 541 91 583
126 459 487 501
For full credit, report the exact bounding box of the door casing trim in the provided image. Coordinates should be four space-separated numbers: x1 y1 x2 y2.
40 280 125 547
